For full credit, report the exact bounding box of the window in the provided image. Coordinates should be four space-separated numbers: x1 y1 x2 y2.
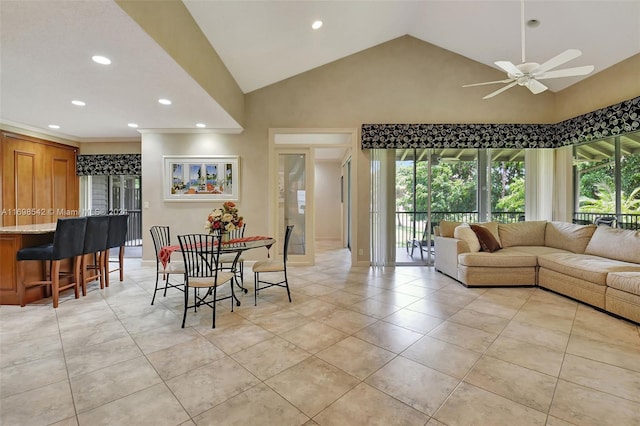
394 147 527 264
490 148 525 223
574 132 640 229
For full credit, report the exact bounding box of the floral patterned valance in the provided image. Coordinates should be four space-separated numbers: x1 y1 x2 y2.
76 154 141 176
361 96 640 149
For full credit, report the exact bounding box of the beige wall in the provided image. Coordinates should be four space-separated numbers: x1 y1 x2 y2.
314 161 343 241
79 141 141 155
141 132 267 261
555 54 640 121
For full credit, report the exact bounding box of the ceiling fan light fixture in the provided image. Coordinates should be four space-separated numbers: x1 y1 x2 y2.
463 1 593 99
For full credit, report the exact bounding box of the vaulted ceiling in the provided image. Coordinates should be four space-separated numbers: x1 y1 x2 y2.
1 0 638 141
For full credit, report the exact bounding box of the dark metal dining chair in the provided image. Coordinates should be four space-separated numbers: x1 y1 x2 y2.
218 224 247 292
16 217 87 308
178 233 236 328
150 225 185 305
252 225 294 306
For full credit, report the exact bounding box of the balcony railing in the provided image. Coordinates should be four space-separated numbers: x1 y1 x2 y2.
122 209 142 246
396 211 640 249
572 212 640 230
396 211 524 248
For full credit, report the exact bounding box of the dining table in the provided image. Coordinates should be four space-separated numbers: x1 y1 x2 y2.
158 235 276 304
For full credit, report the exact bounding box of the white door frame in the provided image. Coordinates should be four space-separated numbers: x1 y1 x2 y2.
268 128 358 266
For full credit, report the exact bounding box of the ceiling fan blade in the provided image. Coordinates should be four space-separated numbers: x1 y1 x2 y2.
463 79 514 87
483 81 519 99
535 65 595 80
525 79 548 95
536 49 582 73
495 61 523 76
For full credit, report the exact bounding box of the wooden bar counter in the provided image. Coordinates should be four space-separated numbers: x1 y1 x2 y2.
0 223 57 305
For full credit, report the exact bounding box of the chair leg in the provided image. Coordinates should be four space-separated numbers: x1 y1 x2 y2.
163 274 170 297
73 255 81 300
284 273 292 303
151 268 160 306
119 245 125 281
104 248 111 288
97 252 105 289
212 285 217 328
181 285 188 328
254 272 259 306
79 255 88 297
51 260 61 308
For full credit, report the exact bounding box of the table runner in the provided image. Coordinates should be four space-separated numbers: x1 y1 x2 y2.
158 236 273 268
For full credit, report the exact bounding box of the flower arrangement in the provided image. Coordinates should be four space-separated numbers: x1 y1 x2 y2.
205 201 244 234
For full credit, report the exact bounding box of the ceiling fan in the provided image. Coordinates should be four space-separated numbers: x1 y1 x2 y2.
463 0 594 99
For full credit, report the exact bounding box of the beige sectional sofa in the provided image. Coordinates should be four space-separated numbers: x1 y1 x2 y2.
434 220 640 323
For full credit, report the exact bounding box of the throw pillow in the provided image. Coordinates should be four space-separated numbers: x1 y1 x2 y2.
454 223 481 252
470 224 501 253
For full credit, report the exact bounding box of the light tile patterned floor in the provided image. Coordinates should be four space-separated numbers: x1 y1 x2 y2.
1 241 640 426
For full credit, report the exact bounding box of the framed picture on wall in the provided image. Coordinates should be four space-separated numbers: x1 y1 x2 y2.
163 155 239 202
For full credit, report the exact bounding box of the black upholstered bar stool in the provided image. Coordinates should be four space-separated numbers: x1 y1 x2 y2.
16 217 87 308
81 215 110 294
104 214 128 287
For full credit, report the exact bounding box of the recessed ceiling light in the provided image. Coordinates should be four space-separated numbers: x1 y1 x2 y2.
312 20 323 30
71 100 86 106
158 98 172 105
196 123 206 128
48 124 60 129
92 55 111 65
128 123 138 128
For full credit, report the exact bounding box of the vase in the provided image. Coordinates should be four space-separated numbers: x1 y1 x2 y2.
221 232 230 243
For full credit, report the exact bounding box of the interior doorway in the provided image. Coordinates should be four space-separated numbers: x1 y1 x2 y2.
269 129 356 266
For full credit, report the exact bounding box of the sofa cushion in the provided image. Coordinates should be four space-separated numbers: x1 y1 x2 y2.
538 253 640 286
458 248 538 268
470 224 501 252
508 246 569 257
607 272 640 297
440 220 462 238
476 221 501 247
545 221 597 254
585 226 640 264
454 224 481 252
498 221 547 248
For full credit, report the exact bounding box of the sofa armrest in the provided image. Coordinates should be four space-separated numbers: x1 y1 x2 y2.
434 236 469 279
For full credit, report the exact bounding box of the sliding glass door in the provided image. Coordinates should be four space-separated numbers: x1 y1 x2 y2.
391 148 525 266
